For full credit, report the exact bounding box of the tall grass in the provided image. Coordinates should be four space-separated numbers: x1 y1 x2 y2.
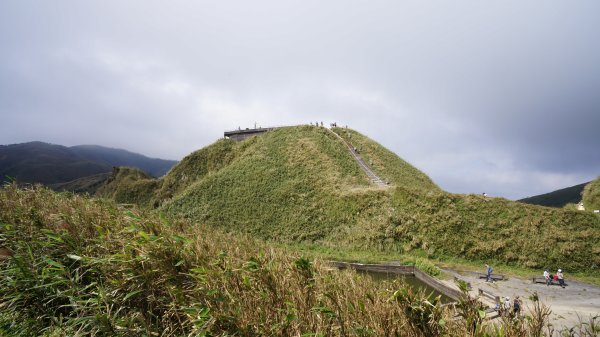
5 185 598 336
386 188 600 273
95 167 159 205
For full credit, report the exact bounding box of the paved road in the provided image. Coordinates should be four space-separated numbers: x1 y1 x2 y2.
441 269 600 332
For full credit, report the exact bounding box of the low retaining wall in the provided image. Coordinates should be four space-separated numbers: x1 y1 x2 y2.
478 288 500 304
328 261 462 301
329 261 415 274
414 268 463 300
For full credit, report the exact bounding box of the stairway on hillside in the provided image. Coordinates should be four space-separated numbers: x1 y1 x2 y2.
327 128 389 187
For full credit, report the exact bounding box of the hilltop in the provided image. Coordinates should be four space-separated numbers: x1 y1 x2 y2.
94 126 600 273
0 141 177 185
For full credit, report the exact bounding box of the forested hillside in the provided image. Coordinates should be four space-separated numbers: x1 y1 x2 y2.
0 141 176 185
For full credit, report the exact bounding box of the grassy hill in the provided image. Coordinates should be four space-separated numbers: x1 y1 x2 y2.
519 182 588 208
94 126 600 273
0 141 177 185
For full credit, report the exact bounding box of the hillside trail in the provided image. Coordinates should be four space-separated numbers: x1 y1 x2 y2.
441 269 600 332
326 128 390 188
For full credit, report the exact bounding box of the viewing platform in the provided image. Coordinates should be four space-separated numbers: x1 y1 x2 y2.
224 127 277 141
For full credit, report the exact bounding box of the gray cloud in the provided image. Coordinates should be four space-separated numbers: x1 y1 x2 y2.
1 1 599 199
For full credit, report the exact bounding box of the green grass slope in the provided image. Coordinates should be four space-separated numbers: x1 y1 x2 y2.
95 167 160 206
519 182 588 208
331 127 439 193
162 126 387 241
95 126 600 273
386 189 600 272
582 176 600 211
153 137 243 203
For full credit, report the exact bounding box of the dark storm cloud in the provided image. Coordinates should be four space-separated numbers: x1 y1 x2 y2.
1 0 599 199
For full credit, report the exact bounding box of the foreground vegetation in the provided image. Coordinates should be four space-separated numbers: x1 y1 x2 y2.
4 185 599 336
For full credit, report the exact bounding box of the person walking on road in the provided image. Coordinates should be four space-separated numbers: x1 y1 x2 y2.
513 296 522 316
485 264 493 282
503 297 511 316
557 269 565 288
543 269 551 286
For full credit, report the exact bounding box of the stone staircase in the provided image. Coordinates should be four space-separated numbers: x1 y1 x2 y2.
328 128 389 187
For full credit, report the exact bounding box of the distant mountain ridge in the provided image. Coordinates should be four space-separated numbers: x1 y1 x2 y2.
518 182 589 208
0 141 177 185
69 144 176 177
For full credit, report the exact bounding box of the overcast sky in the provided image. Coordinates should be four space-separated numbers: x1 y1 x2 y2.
1 1 599 200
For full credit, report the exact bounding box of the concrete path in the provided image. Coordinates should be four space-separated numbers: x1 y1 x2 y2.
440 269 600 332
327 128 389 187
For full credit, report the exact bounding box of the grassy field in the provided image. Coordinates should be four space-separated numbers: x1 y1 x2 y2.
4 185 598 336
91 126 600 275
